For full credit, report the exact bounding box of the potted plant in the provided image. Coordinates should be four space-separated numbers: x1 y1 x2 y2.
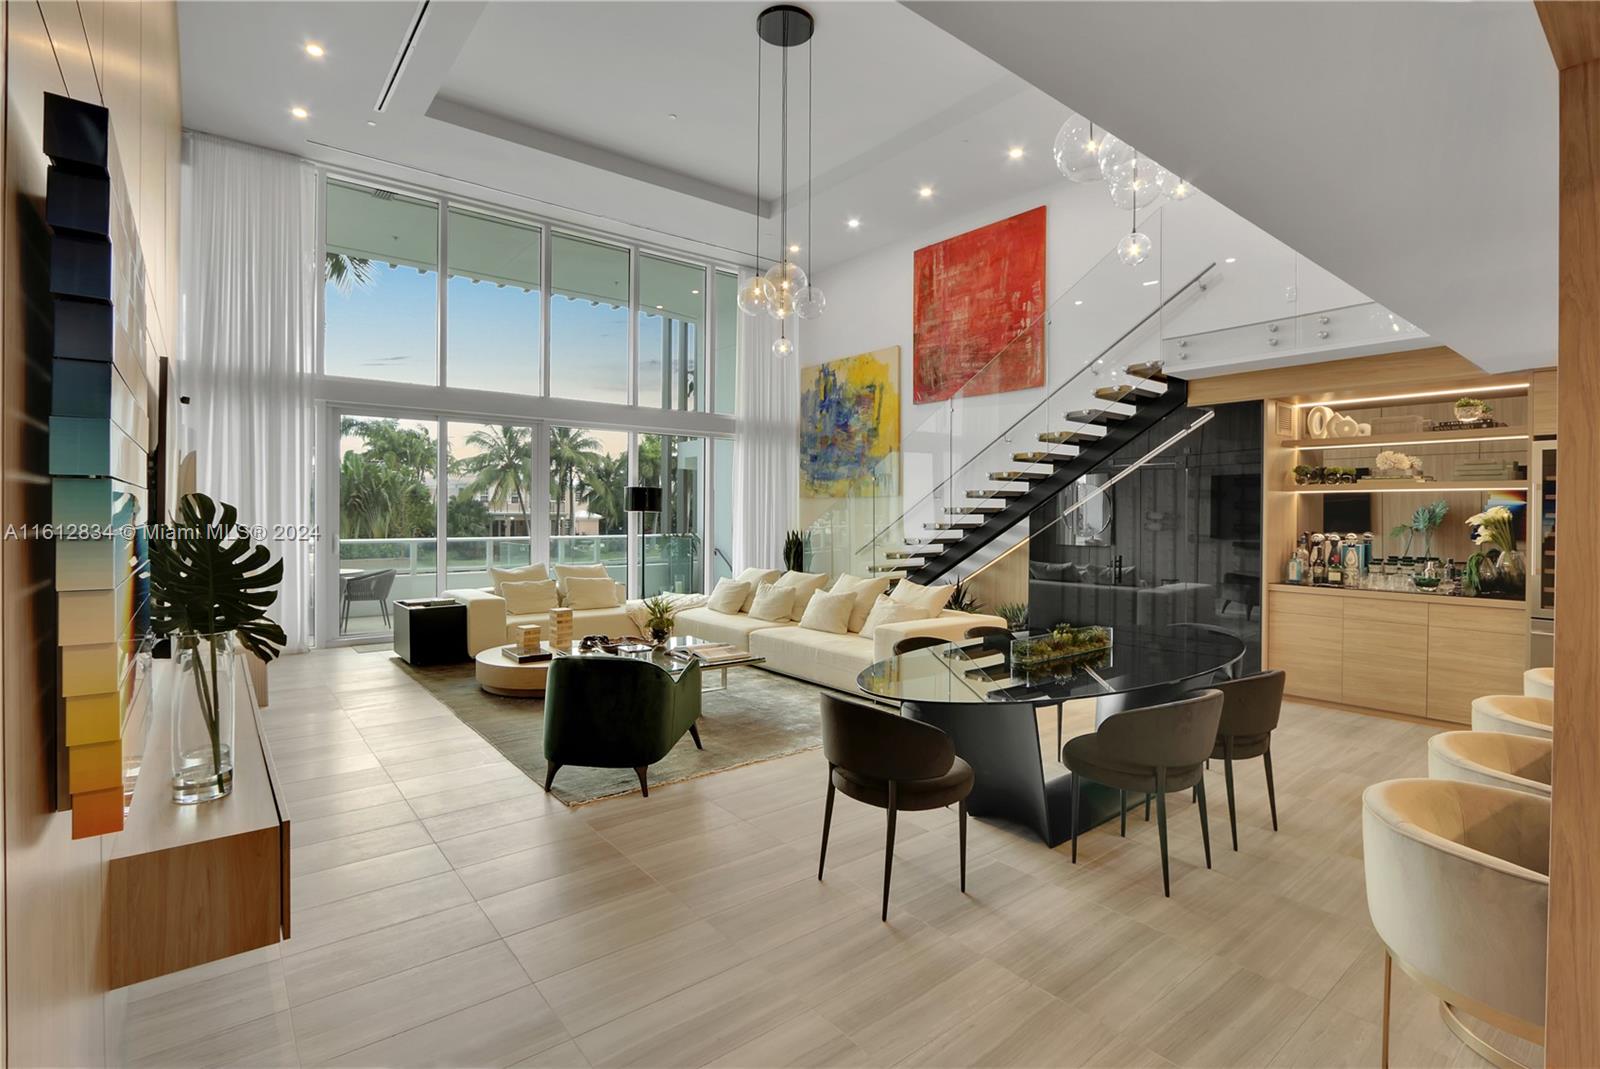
1389 500 1449 586
150 494 286 804
1454 397 1492 422
997 602 1029 633
947 575 980 614
641 594 678 646
782 530 804 572
1466 504 1523 597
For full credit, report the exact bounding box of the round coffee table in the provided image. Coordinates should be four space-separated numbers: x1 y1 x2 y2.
474 647 548 697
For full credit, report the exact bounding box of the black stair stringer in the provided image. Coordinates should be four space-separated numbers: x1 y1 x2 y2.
905 377 1190 584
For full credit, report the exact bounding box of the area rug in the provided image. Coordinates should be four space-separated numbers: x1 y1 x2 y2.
395 656 824 805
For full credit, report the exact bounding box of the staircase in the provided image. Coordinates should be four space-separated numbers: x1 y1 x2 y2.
873 364 1187 584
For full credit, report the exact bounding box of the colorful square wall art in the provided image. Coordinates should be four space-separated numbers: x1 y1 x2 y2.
800 347 901 498
913 205 1046 404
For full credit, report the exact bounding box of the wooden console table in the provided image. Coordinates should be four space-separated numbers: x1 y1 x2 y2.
107 661 290 988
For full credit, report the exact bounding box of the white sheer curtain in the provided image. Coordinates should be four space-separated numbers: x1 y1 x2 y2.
731 282 798 571
178 133 318 651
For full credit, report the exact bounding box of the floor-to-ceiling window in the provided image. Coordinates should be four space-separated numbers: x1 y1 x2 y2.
316 171 739 643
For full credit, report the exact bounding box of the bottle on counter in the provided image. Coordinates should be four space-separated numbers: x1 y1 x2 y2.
1327 541 1344 586
1361 532 1376 576
1290 534 1311 585
1342 544 1363 588
1310 533 1327 585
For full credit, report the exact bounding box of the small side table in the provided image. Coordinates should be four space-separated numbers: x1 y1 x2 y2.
475 647 548 697
393 600 468 666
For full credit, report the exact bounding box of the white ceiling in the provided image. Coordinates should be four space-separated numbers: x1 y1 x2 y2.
176 0 1085 272
907 1 1558 373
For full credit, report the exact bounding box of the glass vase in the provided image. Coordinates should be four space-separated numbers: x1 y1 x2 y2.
170 632 236 804
1494 549 1526 597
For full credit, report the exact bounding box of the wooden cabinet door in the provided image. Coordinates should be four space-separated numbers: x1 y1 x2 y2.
1341 598 1429 716
1426 603 1527 723
1268 591 1343 703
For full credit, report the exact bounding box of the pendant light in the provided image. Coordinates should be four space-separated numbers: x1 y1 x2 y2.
1117 200 1152 266
741 4 823 360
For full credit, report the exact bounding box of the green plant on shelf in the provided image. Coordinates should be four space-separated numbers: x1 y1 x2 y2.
1390 499 1450 560
997 602 1028 630
1012 624 1112 666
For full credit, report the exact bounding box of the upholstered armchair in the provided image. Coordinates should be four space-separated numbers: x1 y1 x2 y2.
1362 778 1547 1067
542 655 702 797
1470 695 1554 740
1427 731 1552 798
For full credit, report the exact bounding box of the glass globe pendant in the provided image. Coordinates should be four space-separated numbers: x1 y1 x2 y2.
794 285 826 319
772 334 794 358
764 260 806 319
1155 167 1195 201
1096 133 1135 181
1107 154 1161 210
737 275 776 316
1052 115 1102 183
1118 203 1151 266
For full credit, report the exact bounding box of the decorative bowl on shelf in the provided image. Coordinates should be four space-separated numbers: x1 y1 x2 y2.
1412 575 1442 591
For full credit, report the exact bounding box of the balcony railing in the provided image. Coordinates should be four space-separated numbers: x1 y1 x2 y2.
332 533 701 635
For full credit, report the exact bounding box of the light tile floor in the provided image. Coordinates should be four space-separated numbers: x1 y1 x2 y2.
115 649 1540 1068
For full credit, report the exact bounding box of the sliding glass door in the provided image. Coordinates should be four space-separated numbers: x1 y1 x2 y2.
324 408 726 642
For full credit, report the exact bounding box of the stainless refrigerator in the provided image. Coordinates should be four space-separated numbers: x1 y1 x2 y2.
1528 441 1556 667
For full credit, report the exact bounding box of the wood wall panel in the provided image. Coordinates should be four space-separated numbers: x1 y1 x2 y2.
1539 4 1600 1059
1186 346 1543 407
2 1 180 1063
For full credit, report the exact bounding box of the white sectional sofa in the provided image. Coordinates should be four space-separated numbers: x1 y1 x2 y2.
447 564 1006 696
677 598 1006 693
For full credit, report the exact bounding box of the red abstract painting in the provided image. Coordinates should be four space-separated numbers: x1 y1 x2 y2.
912 205 1046 404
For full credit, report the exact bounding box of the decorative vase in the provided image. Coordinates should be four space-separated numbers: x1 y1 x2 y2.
170 632 236 804
1493 549 1526 597
649 626 670 647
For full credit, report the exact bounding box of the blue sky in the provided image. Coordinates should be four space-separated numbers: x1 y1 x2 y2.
324 265 693 406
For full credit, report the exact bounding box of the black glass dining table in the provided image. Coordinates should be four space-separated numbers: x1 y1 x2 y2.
855 625 1247 847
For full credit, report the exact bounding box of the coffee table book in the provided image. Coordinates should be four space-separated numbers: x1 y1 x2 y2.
500 644 552 664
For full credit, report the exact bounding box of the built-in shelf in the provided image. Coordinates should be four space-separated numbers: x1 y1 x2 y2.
1281 426 1531 450
1282 479 1529 494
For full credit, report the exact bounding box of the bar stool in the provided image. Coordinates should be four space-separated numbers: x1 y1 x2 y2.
1522 667 1553 699
1427 731 1551 798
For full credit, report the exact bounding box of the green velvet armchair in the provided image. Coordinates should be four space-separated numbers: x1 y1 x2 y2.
542 655 703 797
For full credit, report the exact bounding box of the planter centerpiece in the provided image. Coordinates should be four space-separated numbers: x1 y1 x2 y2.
151 494 286 804
641 593 678 647
1453 397 1492 423
1466 505 1524 598
1011 624 1112 669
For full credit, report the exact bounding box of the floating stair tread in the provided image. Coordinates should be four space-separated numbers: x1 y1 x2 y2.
989 469 1052 481
967 487 1027 498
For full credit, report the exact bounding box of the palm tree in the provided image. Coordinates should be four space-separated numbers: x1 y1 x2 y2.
579 453 629 534
454 426 532 534
549 427 601 535
326 252 375 294
352 420 436 482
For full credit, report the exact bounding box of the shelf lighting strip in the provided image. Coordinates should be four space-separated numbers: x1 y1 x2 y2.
1289 383 1531 409
1289 485 1528 494
1294 434 1530 450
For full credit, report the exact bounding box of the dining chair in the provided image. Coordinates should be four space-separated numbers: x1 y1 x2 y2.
893 634 948 656
963 625 1013 641
341 568 397 632
1063 689 1224 896
818 693 973 921
1206 669 1286 851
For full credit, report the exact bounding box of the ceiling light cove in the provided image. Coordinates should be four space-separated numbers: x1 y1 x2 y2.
290 106 309 120
303 42 325 58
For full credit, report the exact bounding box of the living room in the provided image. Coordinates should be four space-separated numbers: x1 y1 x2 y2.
3 1 1597 1067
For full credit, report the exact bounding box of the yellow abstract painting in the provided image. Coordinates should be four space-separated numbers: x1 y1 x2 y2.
800 347 901 498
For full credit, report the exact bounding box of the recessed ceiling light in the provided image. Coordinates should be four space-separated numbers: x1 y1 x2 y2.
918 185 934 198
1073 299 1084 306
1141 279 1159 286
847 218 860 229
366 120 377 127
655 304 664 310
1224 257 1237 264
668 113 678 121
290 106 309 120
1007 146 1025 160
788 243 800 253
304 42 325 58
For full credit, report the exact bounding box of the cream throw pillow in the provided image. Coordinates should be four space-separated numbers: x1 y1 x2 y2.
748 582 797 622
830 574 893 633
733 567 782 613
564 576 621 609
707 578 753 615
889 579 955 617
489 562 549 594
774 571 829 619
501 578 559 615
798 589 854 634
553 563 611 597
860 595 924 640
